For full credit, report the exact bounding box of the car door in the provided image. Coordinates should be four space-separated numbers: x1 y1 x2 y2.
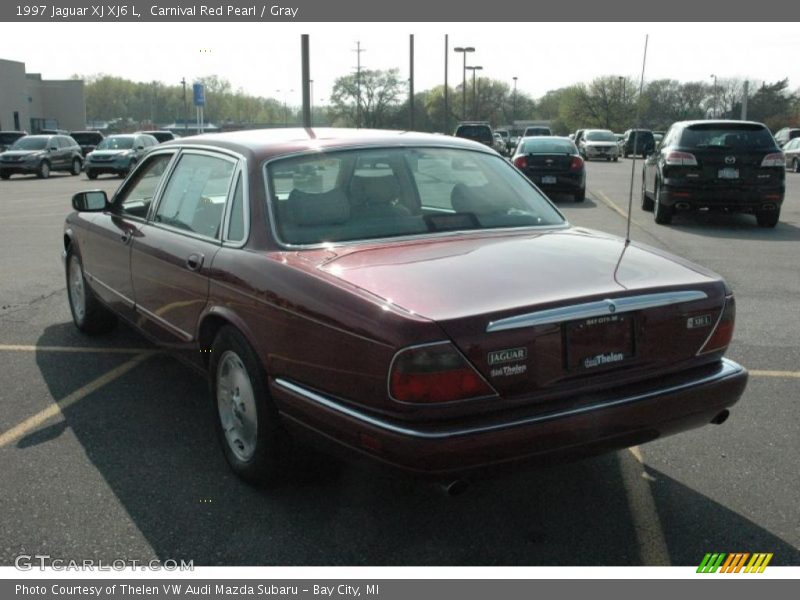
81 150 177 320
130 149 239 345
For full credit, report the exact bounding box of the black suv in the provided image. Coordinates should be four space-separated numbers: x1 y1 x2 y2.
0 134 83 179
641 120 784 227
454 122 494 147
0 131 27 153
622 129 655 157
69 131 104 157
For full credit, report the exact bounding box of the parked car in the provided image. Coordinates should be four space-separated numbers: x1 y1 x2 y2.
84 133 159 178
138 130 176 143
653 132 664 145
69 130 105 157
772 127 800 148
781 137 800 172
495 128 511 153
512 136 585 201
493 132 507 153
454 122 494 147
522 126 552 137
579 129 620 161
641 120 784 227
0 134 83 179
573 129 586 148
622 129 655 157
0 130 27 153
63 128 747 484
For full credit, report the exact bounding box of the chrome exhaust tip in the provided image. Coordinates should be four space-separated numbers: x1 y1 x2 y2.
675 202 691 210
441 479 470 496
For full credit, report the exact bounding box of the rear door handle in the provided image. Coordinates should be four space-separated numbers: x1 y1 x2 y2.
186 253 205 272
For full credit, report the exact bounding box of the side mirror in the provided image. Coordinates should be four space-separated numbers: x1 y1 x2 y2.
72 190 109 212
137 145 144 150
50 146 58 152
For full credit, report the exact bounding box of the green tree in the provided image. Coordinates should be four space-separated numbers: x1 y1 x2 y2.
330 69 404 128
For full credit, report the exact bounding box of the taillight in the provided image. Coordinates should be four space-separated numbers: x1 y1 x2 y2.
761 152 784 167
513 156 527 169
570 156 584 171
389 342 496 403
665 151 698 166
697 296 735 355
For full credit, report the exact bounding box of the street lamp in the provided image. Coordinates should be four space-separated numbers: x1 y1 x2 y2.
466 65 483 120
453 46 475 121
309 79 314 126
512 76 518 123
710 74 718 119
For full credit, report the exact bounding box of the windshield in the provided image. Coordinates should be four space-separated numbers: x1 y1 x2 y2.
267 147 565 245
521 139 577 154
680 124 777 150
70 132 102 145
585 130 617 142
97 136 134 150
524 128 550 136
11 137 48 150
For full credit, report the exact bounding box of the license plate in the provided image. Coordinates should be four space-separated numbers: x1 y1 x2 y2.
718 168 739 179
566 314 634 371
541 176 557 184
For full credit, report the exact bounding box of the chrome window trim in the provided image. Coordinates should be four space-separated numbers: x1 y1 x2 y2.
220 165 251 248
135 303 193 342
261 144 569 251
274 358 744 440
486 290 709 333
147 148 242 244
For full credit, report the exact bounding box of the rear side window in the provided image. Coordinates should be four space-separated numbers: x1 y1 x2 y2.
155 153 236 238
679 124 777 150
225 174 246 243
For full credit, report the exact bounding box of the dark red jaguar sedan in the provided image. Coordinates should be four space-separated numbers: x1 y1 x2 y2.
62 128 747 484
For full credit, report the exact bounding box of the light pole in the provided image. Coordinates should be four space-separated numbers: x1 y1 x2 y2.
453 46 475 121
309 79 314 126
710 74 718 119
180 77 187 133
512 76 518 123
466 65 482 120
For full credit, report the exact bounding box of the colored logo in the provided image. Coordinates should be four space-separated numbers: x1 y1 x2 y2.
697 552 773 573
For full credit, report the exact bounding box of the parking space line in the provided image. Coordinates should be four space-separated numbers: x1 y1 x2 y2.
591 188 642 226
749 369 800 379
0 344 152 354
0 352 154 449
623 446 671 564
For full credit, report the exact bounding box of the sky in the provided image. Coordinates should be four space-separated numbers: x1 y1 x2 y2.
1 22 798 106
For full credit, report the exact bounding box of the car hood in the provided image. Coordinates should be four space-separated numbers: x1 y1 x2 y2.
1 150 41 158
313 228 721 322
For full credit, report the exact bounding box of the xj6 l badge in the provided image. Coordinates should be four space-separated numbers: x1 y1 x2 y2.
488 347 527 365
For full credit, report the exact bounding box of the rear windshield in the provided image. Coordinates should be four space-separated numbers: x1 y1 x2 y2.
520 139 577 154
585 130 617 142
456 126 492 140
11 137 48 150
97 136 134 150
70 132 103 144
524 128 551 136
266 147 565 245
680 124 777 150
629 131 654 142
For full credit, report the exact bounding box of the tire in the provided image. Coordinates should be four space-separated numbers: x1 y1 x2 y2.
86 170 97 180
606 157 611 162
574 188 586 203
0 171 9 180
70 158 82 176
756 210 780 228
37 161 50 179
65 247 117 334
210 325 287 484
613 156 619 162
641 173 654 211
793 159 800 173
653 182 673 225
124 160 138 177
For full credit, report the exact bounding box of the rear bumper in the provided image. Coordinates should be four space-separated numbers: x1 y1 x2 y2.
660 183 784 210
524 172 584 193
271 358 748 477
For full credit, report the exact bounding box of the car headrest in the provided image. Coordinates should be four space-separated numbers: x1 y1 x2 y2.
287 188 350 226
350 175 401 206
451 183 496 214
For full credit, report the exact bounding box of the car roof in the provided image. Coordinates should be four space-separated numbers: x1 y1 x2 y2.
158 127 498 160
673 119 768 128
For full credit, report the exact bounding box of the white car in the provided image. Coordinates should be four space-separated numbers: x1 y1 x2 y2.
579 129 620 161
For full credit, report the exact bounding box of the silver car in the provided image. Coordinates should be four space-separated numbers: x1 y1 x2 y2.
579 129 620 161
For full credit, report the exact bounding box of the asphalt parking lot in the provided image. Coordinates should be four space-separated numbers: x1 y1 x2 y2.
0 164 798 567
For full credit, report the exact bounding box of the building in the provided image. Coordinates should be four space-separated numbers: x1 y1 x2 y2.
0 58 86 133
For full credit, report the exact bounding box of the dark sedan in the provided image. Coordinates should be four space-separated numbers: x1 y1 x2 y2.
0 134 83 179
63 128 747 485
512 136 586 201
642 120 785 227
